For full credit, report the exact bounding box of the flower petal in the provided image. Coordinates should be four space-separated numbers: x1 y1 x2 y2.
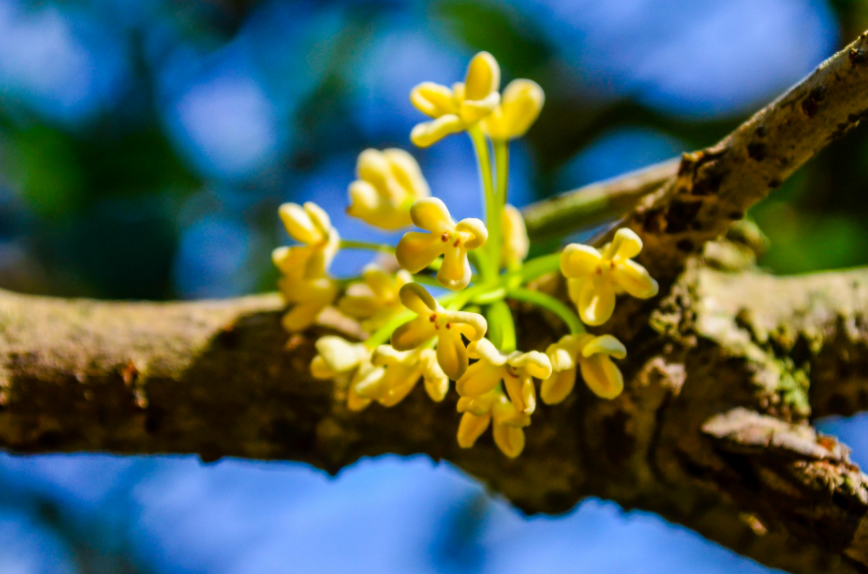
315 336 364 372
421 350 449 402
411 115 464 147
561 243 602 278
608 228 643 261
410 197 453 232
391 316 435 351
445 310 488 342
459 91 500 123
577 276 616 326
507 350 552 380
279 203 321 244
501 204 529 266
456 361 503 397
436 330 469 380
540 368 577 405
581 334 627 360
455 217 488 250
498 79 544 139
384 148 430 200
398 282 437 314
396 231 445 273
503 374 536 415
464 52 500 102
492 422 525 458
410 82 457 117
613 260 659 299
457 412 491 448
580 354 624 399
438 245 471 290
282 303 320 332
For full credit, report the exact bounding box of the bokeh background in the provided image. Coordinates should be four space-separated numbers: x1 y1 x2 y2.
1 0 868 572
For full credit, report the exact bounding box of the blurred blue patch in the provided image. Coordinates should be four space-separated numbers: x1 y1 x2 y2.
528 0 838 119
174 214 256 298
556 127 685 189
0 1 130 126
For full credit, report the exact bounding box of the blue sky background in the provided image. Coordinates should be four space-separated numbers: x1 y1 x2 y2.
0 0 864 571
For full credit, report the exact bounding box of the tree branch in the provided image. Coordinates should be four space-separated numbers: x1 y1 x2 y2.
2 264 868 572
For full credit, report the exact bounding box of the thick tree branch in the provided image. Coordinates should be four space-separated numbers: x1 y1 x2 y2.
2 265 868 572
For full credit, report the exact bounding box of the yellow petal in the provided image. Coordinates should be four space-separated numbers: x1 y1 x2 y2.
577 277 616 326
457 412 491 448
398 282 437 314
420 350 449 402
356 148 390 185
383 148 430 200
310 356 333 380
580 354 624 399
436 330 469 380
410 82 457 117
279 203 322 245
540 368 577 405
410 197 453 232
444 310 488 342
396 231 445 273
455 217 488 249
391 316 436 351
315 336 363 372
613 260 659 299
282 303 320 332
608 228 643 261
347 385 372 411
458 91 500 123
503 375 536 415
438 245 471 290
581 334 627 360
464 51 500 101
456 361 504 397
561 243 602 278
498 79 544 139
501 204 529 266
411 115 464 147
492 422 525 458
507 350 552 380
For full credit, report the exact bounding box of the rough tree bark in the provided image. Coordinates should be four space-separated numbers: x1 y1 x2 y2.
3 27 868 574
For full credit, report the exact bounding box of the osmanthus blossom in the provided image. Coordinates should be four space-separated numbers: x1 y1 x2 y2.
310 336 381 412
541 334 627 403
561 228 659 326
481 79 545 141
353 345 449 407
339 266 413 332
501 204 529 269
457 389 531 458
456 337 552 416
273 246 338 332
390 283 487 380
347 148 430 230
396 198 487 291
277 202 340 280
273 49 659 458
409 51 501 147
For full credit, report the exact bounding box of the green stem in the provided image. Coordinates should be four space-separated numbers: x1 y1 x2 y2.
340 240 395 254
494 139 509 208
508 286 584 335
468 127 499 282
487 300 516 352
506 253 561 285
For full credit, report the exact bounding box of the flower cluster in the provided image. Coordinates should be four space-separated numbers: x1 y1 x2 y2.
273 52 658 458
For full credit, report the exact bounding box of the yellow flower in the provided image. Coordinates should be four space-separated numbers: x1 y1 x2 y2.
396 198 487 290
310 336 382 411
391 283 487 380
353 345 449 407
338 266 413 332
501 204 529 269
409 52 501 147
541 334 627 403
347 148 430 230
456 338 551 415
274 247 338 332
561 228 659 326
481 79 544 141
277 202 340 280
456 389 530 458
